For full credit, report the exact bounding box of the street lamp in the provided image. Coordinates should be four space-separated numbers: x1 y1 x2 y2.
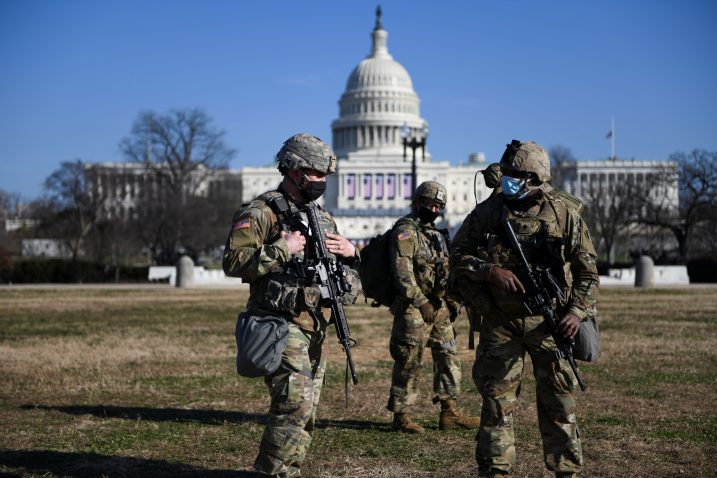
401 122 429 196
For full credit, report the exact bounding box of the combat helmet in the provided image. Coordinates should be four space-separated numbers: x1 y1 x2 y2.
276 133 337 175
499 139 551 184
414 180 447 206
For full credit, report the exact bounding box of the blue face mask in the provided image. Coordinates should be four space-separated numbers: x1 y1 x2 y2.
501 175 529 199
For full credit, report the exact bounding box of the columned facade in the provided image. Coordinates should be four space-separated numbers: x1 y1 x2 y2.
80 8 680 249
325 8 489 239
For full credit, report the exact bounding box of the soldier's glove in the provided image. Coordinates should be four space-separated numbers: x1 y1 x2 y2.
419 302 437 325
489 266 526 294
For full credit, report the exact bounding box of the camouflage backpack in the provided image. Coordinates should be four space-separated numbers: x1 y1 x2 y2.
359 219 419 307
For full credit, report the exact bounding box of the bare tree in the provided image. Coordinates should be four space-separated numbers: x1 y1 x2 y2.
120 108 237 265
582 179 633 265
43 160 107 261
0 189 19 256
631 149 717 262
0 189 22 220
687 205 717 260
548 145 577 190
120 108 235 196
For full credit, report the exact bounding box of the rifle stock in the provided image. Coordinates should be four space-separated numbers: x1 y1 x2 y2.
502 219 587 391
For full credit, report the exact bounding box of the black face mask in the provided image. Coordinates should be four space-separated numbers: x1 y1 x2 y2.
418 206 440 223
296 173 326 201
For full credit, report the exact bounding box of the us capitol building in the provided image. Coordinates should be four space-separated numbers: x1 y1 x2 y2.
86 8 677 244
324 10 492 238
89 9 492 241
220 9 491 240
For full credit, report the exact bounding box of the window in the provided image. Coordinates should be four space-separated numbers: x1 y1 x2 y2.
363 174 372 199
403 175 413 199
387 174 396 200
346 174 356 200
375 174 384 199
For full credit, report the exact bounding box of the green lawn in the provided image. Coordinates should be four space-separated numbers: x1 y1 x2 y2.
0 286 715 477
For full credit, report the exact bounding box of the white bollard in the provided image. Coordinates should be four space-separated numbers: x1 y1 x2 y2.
176 255 195 288
634 255 655 288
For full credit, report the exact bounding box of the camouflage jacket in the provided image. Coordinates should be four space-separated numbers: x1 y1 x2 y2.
222 187 361 331
390 213 451 310
449 188 599 319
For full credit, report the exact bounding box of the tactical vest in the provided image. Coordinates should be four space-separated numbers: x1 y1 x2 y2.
484 192 574 316
243 190 337 325
398 216 451 300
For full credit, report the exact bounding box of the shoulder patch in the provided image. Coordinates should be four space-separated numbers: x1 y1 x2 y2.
233 217 252 231
398 231 411 241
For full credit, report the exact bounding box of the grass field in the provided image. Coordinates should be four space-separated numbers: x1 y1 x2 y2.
1 286 716 477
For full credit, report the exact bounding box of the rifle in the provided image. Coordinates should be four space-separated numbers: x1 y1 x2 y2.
501 218 587 391
302 204 359 386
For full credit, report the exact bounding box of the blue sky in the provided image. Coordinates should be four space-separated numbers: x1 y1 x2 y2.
1 0 716 199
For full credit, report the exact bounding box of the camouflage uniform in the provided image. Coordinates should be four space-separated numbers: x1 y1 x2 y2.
386 181 478 434
223 134 361 478
449 141 599 477
387 213 460 412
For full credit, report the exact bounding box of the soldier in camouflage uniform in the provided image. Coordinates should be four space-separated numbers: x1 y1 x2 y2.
449 140 599 478
223 134 362 478
387 180 481 434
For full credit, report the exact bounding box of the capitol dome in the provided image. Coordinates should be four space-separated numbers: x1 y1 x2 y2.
332 7 429 159
344 29 414 94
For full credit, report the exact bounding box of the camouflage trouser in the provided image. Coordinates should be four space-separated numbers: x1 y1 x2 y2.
473 313 582 475
387 301 462 413
254 323 326 478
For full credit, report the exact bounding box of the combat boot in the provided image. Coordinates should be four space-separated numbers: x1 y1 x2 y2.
392 412 425 434
438 399 481 430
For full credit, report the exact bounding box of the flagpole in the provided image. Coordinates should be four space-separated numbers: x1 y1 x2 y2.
611 115 615 160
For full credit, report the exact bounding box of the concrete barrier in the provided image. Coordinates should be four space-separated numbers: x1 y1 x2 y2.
148 265 245 288
600 264 689 286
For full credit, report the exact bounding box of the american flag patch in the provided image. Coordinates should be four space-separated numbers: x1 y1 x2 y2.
233 218 251 231
398 231 411 241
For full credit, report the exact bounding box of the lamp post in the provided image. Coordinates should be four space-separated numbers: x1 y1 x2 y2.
401 123 429 196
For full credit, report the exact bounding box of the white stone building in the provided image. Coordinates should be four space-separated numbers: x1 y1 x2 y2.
324 9 490 239
566 159 679 210
205 10 492 239
563 159 680 261
83 9 490 239
82 9 680 249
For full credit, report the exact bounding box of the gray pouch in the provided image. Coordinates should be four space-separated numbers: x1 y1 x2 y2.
235 312 289 377
573 316 600 362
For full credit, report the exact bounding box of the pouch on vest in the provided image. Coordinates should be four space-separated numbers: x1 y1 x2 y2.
572 316 600 362
235 311 289 377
